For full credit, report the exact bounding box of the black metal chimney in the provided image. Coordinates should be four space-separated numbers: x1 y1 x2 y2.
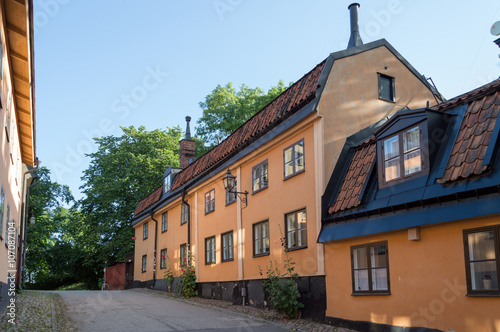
185 116 192 140
347 3 363 49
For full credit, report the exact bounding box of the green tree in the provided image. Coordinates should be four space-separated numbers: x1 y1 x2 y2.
26 167 75 289
195 81 290 148
78 125 182 287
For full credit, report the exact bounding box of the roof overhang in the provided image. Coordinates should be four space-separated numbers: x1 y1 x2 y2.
2 0 36 166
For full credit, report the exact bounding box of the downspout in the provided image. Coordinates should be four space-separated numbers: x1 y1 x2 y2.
181 189 190 248
17 167 39 289
150 210 158 288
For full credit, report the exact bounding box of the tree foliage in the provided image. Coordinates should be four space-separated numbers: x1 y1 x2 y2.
26 167 77 289
77 125 182 287
195 81 289 148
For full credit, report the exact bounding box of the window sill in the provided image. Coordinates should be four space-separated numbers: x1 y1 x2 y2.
221 258 234 263
205 210 215 215
180 221 187 226
283 169 305 181
225 200 236 207
466 292 500 297
253 252 270 258
351 291 391 296
252 186 268 195
205 262 216 265
161 230 167 234
143 237 148 240
287 245 307 252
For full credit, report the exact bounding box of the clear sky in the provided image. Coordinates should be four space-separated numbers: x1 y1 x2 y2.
33 0 500 200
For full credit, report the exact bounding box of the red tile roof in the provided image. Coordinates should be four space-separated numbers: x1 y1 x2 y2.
134 186 162 216
437 89 500 183
329 139 376 214
170 60 326 194
134 59 327 217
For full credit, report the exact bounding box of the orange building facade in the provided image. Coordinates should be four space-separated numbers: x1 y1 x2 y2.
132 27 441 320
320 80 500 331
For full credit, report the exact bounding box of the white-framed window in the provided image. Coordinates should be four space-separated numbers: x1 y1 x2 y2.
205 189 215 214
161 212 168 233
163 174 171 193
383 125 422 182
351 242 390 294
284 140 304 179
142 255 147 273
160 249 167 269
285 209 307 250
252 160 268 193
253 221 270 256
205 236 216 264
181 203 188 225
464 226 500 295
222 231 234 262
143 222 148 240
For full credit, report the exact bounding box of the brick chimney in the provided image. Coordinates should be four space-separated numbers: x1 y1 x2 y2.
179 116 195 169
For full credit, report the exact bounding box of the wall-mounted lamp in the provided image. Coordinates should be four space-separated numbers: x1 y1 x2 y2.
222 168 249 207
29 216 36 225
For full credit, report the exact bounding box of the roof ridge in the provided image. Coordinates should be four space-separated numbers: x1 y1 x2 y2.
432 78 500 111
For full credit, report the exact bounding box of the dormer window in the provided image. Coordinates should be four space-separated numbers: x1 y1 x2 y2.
383 125 421 182
163 175 171 193
377 118 429 188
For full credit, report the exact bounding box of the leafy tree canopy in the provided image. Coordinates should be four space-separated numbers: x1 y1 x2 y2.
77 125 182 285
195 80 290 148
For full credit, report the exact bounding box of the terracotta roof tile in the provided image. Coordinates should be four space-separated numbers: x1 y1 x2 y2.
170 59 326 193
134 59 327 217
328 142 376 214
134 186 162 216
437 87 500 184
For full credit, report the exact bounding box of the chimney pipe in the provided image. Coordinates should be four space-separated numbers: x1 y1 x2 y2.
347 3 363 49
185 116 192 140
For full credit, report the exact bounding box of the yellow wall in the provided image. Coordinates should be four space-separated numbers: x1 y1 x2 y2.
324 215 500 332
319 45 439 186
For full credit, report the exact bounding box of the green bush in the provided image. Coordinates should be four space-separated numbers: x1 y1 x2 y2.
180 250 197 298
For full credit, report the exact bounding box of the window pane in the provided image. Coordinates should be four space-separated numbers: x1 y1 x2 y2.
284 147 293 163
404 127 420 152
372 268 388 290
287 214 296 231
255 239 262 255
298 211 307 229
468 231 496 261
404 150 422 175
384 136 399 160
371 245 387 267
470 261 498 290
354 269 369 291
253 178 260 192
264 237 270 253
285 162 294 177
295 142 304 172
353 247 368 269
385 158 400 181
298 229 307 247
262 163 268 186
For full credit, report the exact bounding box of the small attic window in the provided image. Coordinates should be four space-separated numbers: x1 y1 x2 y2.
378 122 428 188
378 73 395 102
163 174 172 193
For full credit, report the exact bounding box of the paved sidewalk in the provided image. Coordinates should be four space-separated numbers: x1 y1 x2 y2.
132 288 358 332
0 290 76 332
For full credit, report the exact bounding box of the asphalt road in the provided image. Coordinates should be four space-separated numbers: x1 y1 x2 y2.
55 290 289 332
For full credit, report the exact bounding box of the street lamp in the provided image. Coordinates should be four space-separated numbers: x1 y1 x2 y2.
29 216 36 225
222 168 248 207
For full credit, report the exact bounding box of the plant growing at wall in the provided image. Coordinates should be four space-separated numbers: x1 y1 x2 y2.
162 256 175 292
180 249 197 298
260 228 304 319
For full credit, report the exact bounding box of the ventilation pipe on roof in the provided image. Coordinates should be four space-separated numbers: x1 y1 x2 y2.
347 3 363 49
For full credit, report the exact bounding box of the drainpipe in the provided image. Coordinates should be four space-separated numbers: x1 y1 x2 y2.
150 210 158 289
17 166 39 289
181 189 190 247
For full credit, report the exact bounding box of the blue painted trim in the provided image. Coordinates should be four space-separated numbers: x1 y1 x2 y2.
318 192 500 242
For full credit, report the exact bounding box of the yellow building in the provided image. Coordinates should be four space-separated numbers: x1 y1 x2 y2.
320 79 500 331
132 4 441 320
0 0 37 313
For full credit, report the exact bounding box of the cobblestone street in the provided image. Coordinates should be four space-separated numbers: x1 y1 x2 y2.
0 289 357 332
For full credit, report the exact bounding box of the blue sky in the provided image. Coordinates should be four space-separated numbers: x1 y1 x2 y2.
33 1 500 200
